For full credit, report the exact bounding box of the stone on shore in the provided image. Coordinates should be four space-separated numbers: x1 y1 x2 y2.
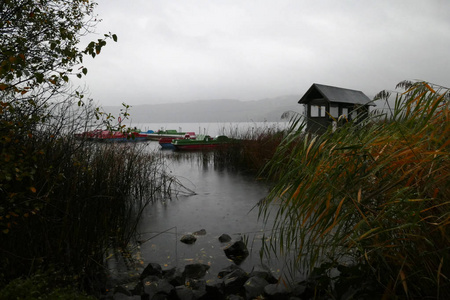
140 262 162 280
182 263 210 279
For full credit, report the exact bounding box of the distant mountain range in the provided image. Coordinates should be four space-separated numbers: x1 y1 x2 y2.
102 95 304 123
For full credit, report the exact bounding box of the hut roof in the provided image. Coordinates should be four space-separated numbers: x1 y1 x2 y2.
298 83 374 106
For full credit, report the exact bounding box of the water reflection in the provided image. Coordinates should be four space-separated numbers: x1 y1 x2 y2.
136 142 284 280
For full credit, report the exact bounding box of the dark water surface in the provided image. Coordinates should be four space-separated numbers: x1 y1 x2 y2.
135 142 287 280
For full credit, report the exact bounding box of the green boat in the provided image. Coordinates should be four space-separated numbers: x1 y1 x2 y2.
144 129 195 141
172 135 234 150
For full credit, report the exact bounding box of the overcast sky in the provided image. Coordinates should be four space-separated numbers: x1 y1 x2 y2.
79 0 450 106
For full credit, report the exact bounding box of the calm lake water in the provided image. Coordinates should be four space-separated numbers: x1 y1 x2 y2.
131 121 290 137
132 122 298 281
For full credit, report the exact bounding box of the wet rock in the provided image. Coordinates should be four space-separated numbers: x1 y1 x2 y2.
180 234 197 244
223 240 249 264
185 278 207 299
130 281 145 296
113 285 132 296
140 262 163 280
193 229 207 235
175 285 195 300
222 268 249 295
142 278 175 299
244 276 269 299
226 295 245 300
217 264 243 279
163 267 184 287
151 294 170 300
205 278 224 299
111 286 141 300
112 293 140 300
182 263 210 279
249 266 278 284
218 233 232 243
290 283 307 298
264 283 290 300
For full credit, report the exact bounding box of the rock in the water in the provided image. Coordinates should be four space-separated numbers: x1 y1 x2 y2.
193 229 206 235
182 263 210 279
218 264 243 279
205 277 224 298
223 240 249 264
162 267 184 287
218 233 232 243
249 266 278 284
227 295 245 300
140 262 162 280
180 234 197 244
244 276 269 299
175 285 195 300
222 268 249 295
264 283 290 300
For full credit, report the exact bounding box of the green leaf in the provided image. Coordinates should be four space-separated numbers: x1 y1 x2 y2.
35 73 44 83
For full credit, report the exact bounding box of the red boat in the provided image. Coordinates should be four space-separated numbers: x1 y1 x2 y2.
75 129 148 142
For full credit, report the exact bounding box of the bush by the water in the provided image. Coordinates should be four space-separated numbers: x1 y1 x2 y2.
0 126 176 291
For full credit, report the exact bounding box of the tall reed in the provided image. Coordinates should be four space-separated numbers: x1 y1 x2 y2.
0 134 176 292
214 123 288 174
259 81 450 298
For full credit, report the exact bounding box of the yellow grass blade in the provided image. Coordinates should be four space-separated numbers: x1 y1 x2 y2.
358 227 380 241
424 83 436 93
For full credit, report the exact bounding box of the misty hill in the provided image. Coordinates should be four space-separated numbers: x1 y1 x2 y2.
102 95 303 123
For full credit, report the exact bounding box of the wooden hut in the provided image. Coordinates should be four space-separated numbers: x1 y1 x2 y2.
298 83 374 134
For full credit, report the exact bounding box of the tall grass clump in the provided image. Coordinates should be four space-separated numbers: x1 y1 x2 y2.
214 123 289 174
259 81 450 298
0 127 176 293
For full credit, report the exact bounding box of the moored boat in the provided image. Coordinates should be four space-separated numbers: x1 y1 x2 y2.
158 132 197 149
75 129 148 142
172 135 234 150
145 129 195 141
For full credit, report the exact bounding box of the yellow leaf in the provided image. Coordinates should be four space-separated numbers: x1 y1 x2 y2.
2 229 9 234
30 187 37 193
